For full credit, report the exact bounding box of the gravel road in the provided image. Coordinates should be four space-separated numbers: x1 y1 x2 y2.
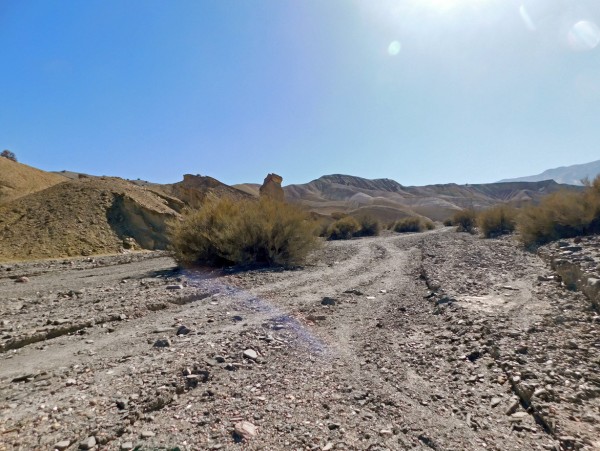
1 230 598 450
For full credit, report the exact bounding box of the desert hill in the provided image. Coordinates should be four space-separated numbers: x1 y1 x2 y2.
0 157 69 205
0 162 254 261
498 159 600 185
0 176 184 261
282 175 575 221
161 174 251 208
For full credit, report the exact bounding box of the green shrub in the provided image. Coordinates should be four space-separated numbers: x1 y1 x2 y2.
393 216 434 233
517 181 600 247
168 198 319 267
478 205 517 238
452 209 477 233
327 216 361 240
354 215 381 237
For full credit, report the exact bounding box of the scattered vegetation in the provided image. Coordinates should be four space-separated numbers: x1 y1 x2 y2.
452 209 477 233
325 214 381 239
1 150 16 162
443 218 453 227
517 177 600 246
326 216 362 240
478 205 517 238
168 197 319 267
392 216 434 233
354 214 381 237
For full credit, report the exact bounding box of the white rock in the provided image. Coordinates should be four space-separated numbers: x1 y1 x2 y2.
234 421 257 440
243 349 258 360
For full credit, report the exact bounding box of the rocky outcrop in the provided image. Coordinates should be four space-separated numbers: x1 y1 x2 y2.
162 174 250 209
538 236 600 311
106 194 178 250
259 173 284 201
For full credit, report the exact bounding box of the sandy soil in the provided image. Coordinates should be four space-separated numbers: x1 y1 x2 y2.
1 230 598 450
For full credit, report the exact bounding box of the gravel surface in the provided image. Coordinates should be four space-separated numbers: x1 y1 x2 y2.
1 230 599 450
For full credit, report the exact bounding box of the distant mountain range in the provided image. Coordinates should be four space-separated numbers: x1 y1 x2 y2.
498 160 600 186
235 174 574 223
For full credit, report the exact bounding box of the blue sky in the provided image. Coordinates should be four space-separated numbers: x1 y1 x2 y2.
1 0 599 186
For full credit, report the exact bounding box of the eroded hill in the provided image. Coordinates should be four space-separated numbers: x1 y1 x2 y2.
0 157 68 205
283 175 578 221
0 177 183 261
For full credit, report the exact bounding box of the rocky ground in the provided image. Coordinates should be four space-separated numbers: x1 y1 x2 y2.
0 229 598 450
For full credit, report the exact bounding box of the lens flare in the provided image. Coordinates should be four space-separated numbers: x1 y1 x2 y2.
182 267 330 356
568 20 600 51
519 5 536 31
388 40 402 55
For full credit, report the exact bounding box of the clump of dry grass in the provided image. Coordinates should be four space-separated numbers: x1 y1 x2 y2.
517 177 600 246
478 205 517 238
392 216 434 233
326 216 361 240
325 214 381 240
354 215 381 237
168 197 319 267
452 209 477 233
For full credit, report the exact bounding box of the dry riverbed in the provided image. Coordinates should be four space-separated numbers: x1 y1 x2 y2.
1 230 598 450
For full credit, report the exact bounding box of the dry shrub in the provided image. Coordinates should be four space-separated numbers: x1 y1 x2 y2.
518 179 600 246
354 215 381 237
393 216 434 233
1 150 16 162
478 205 517 238
443 218 453 227
168 197 319 267
452 209 477 233
327 216 361 240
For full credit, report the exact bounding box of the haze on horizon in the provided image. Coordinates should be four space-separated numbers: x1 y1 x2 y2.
1 0 599 187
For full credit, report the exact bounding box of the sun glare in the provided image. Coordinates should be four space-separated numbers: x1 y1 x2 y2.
424 0 488 12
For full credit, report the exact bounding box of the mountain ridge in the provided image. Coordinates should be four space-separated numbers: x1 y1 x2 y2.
498 159 600 185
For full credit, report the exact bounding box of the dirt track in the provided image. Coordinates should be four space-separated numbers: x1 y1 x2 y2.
1 230 599 450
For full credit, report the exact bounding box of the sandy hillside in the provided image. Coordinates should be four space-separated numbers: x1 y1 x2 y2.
0 157 68 205
0 177 183 261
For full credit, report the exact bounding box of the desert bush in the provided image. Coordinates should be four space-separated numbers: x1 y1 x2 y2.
393 216 434 233
443 218 453 227
478 205 517 238
518 181 600 246
326 216 361 240
452 209 477 233
1 150 16 162
168 197 319 267
354 215 381 237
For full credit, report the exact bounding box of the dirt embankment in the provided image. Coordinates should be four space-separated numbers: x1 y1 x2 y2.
0 231 598 450
0 177 182 261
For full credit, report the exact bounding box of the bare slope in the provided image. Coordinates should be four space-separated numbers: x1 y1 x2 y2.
232 183 261 197
0 157 69 205
0 177 183 261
